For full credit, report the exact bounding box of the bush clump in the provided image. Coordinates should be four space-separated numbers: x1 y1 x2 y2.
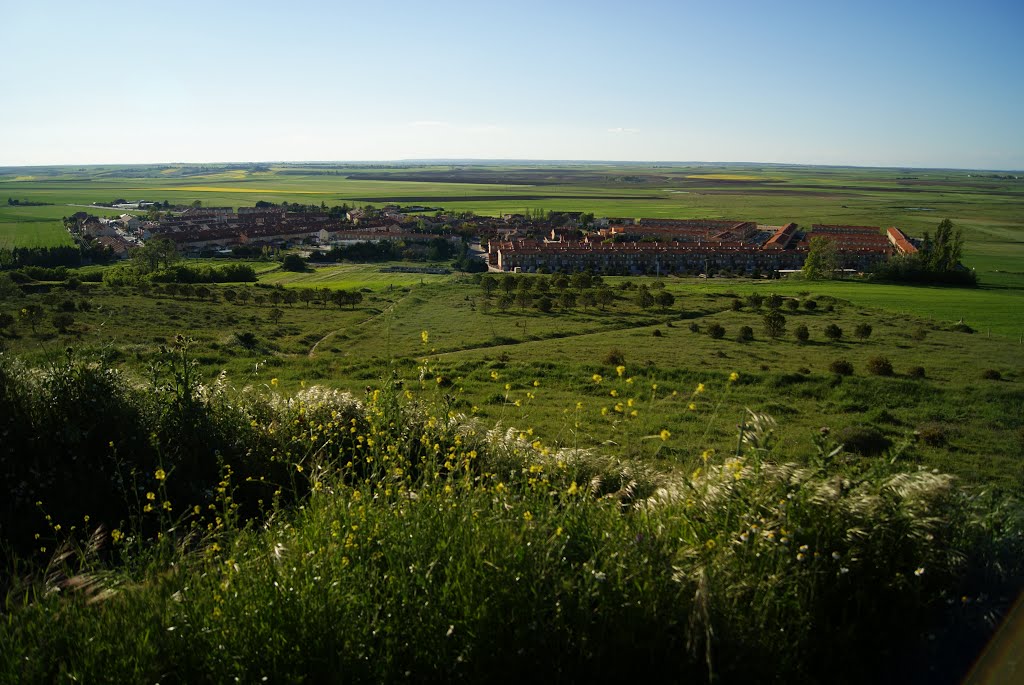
829 359 854 376
866 356 894 376
835 424 892 456
707 323 726 339
604 348 626 366
982 369 1002 381
908 366 926 379
737 325 754 342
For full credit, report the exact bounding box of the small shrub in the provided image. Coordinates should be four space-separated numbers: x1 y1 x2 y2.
854 323 872 339
829 359 854 376
707 323 725 339
917 422 949 447
912 327 928 341
803 299 818 311
604 348 626 366
908 366 926 379
730 299 742 311
737 325 754 342
866 356 894 376
688 323 701 333
652 329 663 337
824 324 843 341
836 425 892 456
952 322 974 334
793 325 809 343
982 369 1002 381
785 299 799 311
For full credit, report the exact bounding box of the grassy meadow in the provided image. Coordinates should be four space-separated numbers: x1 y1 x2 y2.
1 162 1022 682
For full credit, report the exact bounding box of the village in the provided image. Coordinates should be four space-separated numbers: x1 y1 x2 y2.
63 202 919 276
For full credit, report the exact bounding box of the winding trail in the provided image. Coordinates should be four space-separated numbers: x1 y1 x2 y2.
307 289 415 358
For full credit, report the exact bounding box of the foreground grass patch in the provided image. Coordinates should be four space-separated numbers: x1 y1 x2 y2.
1 352 1021 683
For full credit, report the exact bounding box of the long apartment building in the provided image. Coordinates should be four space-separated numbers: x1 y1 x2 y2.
494 221 919 275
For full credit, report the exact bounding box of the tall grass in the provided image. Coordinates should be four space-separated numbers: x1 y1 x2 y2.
0 348 1021 682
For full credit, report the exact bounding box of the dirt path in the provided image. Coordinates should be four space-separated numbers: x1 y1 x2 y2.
307 289 414 358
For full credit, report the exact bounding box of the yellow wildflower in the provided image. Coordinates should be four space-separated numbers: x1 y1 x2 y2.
146 492 156 501
421 330 429 344
660 429 671 441
616 365 626 377
592 374 603 384
729 372 740 382
695 383 705 394
155 468 166 481
523 511 533 522
271 378 278 387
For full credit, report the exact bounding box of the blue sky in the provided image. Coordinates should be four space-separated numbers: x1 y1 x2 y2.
2 0 1021 169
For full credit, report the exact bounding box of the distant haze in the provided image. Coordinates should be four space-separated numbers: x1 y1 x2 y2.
2 0 1022 170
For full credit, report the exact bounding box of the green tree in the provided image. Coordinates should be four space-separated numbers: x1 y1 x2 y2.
802 236 839 280
824 324 843 341
925 219 964 272
763 311 786 339
281 254 307 272
655 290 675 311
794 324 810 343
479 275 497 298
854 323 872 339
132 238 179 274
636 287 655 310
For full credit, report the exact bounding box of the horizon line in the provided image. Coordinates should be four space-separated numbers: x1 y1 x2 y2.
1 158 1022 174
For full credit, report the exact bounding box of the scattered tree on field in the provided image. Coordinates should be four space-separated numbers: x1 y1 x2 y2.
737 325 754 342
824 324 843 341
763 310 786 339
655 290 675 311
794 324 810 343
854 323 872 339
707 323 725 339
281 254 307 272
479 275 497 298
636 287 655 310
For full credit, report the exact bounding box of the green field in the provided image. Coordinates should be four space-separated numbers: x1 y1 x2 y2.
1 270 1021 489
2 162 1023 683
2 163 1022 290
